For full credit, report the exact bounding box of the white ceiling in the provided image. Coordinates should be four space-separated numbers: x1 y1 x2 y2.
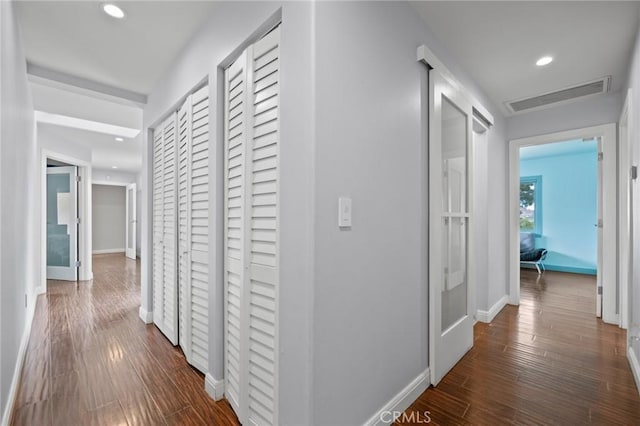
411 1 640 115
39 123 142 173
15 1 217 95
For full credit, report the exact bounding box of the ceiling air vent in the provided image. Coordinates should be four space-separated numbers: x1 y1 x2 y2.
505 76 611 114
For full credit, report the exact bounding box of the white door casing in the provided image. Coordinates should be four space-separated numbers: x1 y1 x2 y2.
224 25 280 426
126 183 137 260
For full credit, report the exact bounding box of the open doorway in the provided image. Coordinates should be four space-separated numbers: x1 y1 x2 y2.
518 139 599 319
509 124 619 325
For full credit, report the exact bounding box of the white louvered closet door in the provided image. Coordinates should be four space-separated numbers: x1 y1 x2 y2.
152 127 165 330
188 86 210 373
177 87 210 374
178 98 191 357
224 25 280 426
224 50 247 417
153 114 179 345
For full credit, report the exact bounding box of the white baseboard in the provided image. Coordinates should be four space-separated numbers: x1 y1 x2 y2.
205 373 225 401
364 369 430 426
138 306 153 324
628 346 640 394
1 296 37 426
92 248 125 254
476 295 508 323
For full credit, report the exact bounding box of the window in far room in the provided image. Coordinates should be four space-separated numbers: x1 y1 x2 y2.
520 175 542 235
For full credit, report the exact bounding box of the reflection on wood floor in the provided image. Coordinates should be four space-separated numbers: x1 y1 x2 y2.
10 253 239 426
401 269 640 425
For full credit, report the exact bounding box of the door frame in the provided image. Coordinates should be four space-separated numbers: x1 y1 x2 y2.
125 183 137 259
508 124 618 324
619 89 632 330
40 149 92 293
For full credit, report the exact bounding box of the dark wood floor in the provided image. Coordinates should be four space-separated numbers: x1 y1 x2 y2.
402 269 640 425
10 254 239 426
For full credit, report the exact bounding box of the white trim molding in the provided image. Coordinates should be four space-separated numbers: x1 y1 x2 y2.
417 44 494 127
138 306 153 324
205 373 225 401
363 369 430 426
628 346 640 394
92 248 126 255
1 295 37 426
476 295 508 323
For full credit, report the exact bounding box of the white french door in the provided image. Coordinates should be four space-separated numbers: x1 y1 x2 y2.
125 183 137 260
152 115 179 345
429 69 474 385
224 25 280 426
177 85 210 374
46 166 78 281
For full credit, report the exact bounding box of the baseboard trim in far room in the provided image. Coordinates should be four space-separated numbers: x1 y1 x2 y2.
92 248 125 255
363 369 430 426
476 295 509 323
521 264 596 275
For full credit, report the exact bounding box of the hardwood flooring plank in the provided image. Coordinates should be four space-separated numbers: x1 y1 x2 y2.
10 254 239 426
399 270 640 425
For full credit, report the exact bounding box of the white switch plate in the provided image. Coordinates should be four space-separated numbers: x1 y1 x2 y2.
338 197 352 228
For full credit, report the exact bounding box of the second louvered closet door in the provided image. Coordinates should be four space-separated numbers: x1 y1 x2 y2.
224 25 280 426
177 85 210 374
153 85 210 374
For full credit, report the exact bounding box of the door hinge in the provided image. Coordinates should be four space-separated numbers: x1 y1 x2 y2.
76 217 81 224
75 260 81 268
597 152 604 161
75 175 81 182
632 165 638 180
598 286 603 295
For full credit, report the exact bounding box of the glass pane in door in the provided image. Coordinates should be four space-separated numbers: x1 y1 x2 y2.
47 173 72 267
441 96 468 332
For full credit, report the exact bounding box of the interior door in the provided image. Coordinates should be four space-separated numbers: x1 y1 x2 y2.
429 69 474 386
46 166 78 281
125 183 137 260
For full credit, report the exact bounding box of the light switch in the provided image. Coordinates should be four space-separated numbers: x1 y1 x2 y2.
338 197 352 228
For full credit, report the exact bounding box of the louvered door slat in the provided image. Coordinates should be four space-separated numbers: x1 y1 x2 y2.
152 128 164 327
161 114 179 344
178 97 191 358
188 84 210 373
224 51 247 417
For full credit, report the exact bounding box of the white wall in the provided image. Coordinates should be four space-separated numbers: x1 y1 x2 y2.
0 0 39 419
312 2 507 424
38 122 91 163
92 184 126 253
141 2 315 423
92 168 136 185
507 91 622 141
624 26 640 381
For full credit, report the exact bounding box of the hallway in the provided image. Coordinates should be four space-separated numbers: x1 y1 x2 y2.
402 270 640 424
10 254 239 425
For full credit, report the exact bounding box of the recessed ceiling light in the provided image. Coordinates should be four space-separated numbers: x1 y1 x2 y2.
112 166 118 169
536 56 553 66
115 137 124 142
103 4 125 19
